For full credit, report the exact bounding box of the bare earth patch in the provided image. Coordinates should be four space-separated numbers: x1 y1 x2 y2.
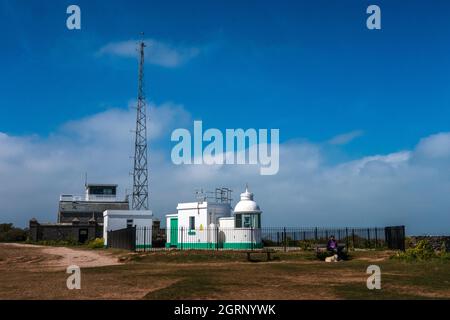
0 243 122 270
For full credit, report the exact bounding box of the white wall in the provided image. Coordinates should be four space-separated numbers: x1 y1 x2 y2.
103 210 152 247
166 202 232 245
218 228 262 244
165 202 263 247
218 217 234 228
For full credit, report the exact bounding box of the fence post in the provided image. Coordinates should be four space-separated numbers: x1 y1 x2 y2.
401 226 406 251
345 228 349 251
375 228 378 248
180 227 183 251
132 226 136 252
251 227 254 251
283 227 287 252
352 229 355 250
216 226 219 251
145 227 148 252
145 226 148 252
367 228 371 249
315 227 318 241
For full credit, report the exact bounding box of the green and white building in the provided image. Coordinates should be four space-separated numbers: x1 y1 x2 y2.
165 186 262 249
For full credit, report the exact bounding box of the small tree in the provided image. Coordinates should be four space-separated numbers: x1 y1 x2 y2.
0 223 28 242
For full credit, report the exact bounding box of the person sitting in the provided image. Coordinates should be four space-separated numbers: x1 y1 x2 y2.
327 235 340 259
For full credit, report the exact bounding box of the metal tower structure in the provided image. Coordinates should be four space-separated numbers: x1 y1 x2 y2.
131 39 149 210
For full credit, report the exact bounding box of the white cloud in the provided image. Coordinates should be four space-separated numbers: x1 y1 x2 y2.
328 130 364 145
0 106 450 235
97 38 201 67
414 132 450 160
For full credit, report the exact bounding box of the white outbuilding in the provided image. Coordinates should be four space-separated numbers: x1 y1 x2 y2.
103 210 153 250
165 186 262 249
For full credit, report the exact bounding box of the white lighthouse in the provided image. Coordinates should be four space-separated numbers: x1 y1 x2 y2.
165 185 263 249
233 185 262 229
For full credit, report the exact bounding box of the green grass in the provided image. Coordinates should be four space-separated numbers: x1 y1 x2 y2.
144 271 223 299
124 249 321 264
332 259 450 299
140 250 449 299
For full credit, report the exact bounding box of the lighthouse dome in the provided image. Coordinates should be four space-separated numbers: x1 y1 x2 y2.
234 186 262 214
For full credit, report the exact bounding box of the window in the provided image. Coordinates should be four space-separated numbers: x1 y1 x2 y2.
237 214 260 228
89 186 116 195
243 216 251 228
189 216 195 230
126 219 133 228
235 214 242 228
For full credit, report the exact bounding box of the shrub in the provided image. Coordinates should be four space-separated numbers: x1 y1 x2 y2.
262 239 276 247
297 240 315 251
88 238 104 249
404 236 414 249
316 251 332 261
0 223 28 242
393 239 437 261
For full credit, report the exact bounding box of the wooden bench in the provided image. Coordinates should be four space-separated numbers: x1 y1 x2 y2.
315 244 346 253
246 249 277 262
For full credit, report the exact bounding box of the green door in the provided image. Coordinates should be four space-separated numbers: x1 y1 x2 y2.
170 218 178 247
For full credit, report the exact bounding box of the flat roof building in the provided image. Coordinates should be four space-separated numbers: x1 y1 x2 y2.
58 183 129 225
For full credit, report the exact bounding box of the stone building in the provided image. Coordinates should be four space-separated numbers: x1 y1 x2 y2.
58 184 129 224
29 183 129 243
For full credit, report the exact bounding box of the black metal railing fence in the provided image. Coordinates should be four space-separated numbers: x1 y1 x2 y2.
106 225 405 252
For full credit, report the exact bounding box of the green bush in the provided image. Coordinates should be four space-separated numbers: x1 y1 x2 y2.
88 238 104 249
0 223 28 242
404 236 414 249
316 251 332 261
262 239 276 247
440 252 450 260
297 240 315 251
393 240 437 261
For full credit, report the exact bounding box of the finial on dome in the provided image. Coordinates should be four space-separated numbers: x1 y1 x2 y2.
240 184 253 201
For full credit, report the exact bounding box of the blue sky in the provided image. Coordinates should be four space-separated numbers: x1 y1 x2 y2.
2 0 450 155
1 0 450 233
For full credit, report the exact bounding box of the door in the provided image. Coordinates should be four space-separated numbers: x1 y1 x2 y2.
78 228 88 243
170 218 178 247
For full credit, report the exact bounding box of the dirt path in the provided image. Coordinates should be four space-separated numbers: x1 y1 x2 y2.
0 243 122 270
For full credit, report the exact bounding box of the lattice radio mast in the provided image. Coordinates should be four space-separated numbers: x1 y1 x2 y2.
132 36 149 210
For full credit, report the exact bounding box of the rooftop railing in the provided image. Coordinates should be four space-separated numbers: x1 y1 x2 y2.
60 194 119 202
